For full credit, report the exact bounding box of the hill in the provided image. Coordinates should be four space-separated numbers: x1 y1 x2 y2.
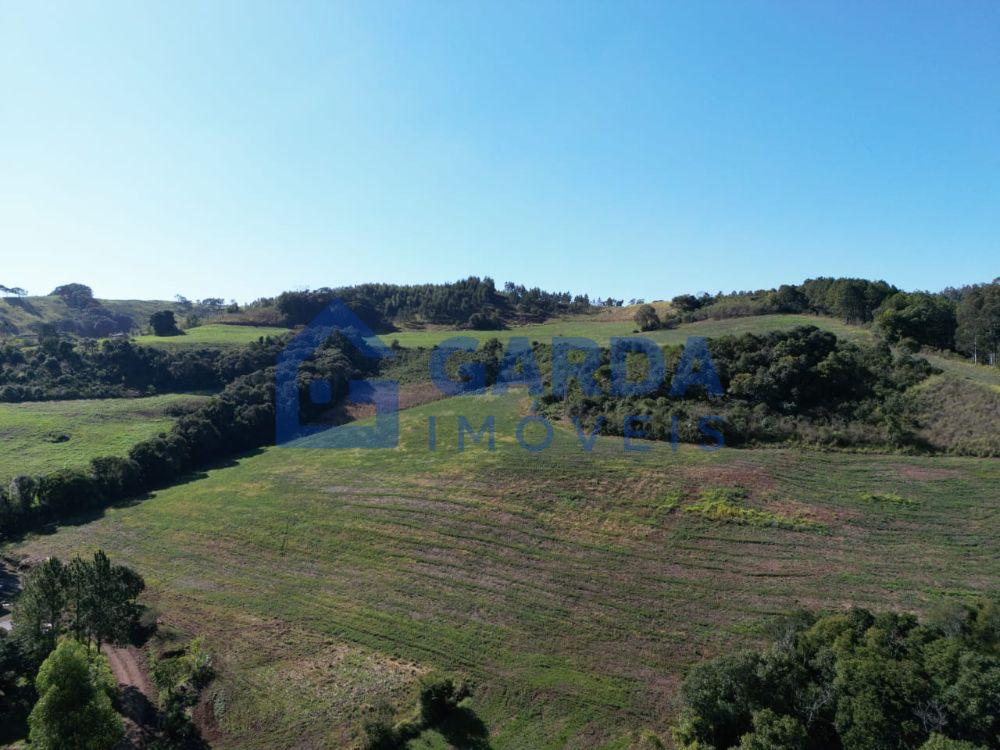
379 312 870 349
10 390 998 749
0 294 207 339
132 324 291 350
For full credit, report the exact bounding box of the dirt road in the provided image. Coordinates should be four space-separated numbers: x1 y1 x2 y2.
103 644 158 702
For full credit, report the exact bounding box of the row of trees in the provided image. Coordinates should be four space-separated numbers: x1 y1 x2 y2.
264 277 596 330
872 283 1000 362
674 600 1000 749
1 336 361 538
954 283 1000 365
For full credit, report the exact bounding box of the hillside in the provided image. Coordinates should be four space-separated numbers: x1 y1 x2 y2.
379 312 870 348
10 390 999 749
2 280 998 750
0 294 206 338
132 324 291 349
0 393 208 481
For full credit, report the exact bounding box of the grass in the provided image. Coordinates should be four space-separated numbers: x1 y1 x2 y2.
378 314 871 349
0 295 201 338
132 324 291 349
911 375 1000 457
0 393 208 481
683 487 826 532
857 492 915 507
7 390 998 749
921 352 1000 393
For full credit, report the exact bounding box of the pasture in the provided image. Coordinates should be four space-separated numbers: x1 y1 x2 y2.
379 313 870 349
0 393 208 480
132 324 291 349
10 390 998 749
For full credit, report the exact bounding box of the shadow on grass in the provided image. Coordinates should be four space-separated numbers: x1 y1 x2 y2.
437 705 492 750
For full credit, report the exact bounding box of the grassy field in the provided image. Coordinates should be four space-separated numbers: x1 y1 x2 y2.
132 324 291 349
0 295 200 338
9 390 997 749
379 313 870 348
0 393 208 480
922 352 1000 393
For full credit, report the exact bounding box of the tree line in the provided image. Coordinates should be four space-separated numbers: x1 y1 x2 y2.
260 276 593 330
670 278 1000 364
0 336 363 539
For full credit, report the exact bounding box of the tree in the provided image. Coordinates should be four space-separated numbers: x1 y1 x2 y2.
14 552 145 654
875 292 957 349
736 710 808 750
634 304 661 332
956 283 1000 365
36 468 96 516
920 734 987 750
11 558 68 659
0 285 27 299
418 674 459 725
0 632 36 743
672 294 703 313
149 310 181 336
674 601 1000 750
66 551 146 651
27 639 123 750
50 283 95 309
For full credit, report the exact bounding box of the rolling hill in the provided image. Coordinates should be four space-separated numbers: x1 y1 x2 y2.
10 390 998 748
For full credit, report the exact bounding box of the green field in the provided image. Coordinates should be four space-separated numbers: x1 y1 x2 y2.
10 390 997 749
922 352 1000 393
0 295 200 338
0 393 208 480
379 313 870 348
133 324 291 349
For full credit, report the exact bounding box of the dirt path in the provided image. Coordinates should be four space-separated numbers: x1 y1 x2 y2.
103 644 158 701
103 644 159 748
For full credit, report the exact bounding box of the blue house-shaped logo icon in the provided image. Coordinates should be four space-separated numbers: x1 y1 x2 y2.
275 300 399 448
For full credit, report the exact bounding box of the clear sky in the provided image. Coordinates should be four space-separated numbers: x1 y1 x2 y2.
1 1 997 302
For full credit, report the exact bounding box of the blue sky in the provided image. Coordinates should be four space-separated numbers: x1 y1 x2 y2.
1 1 997 302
